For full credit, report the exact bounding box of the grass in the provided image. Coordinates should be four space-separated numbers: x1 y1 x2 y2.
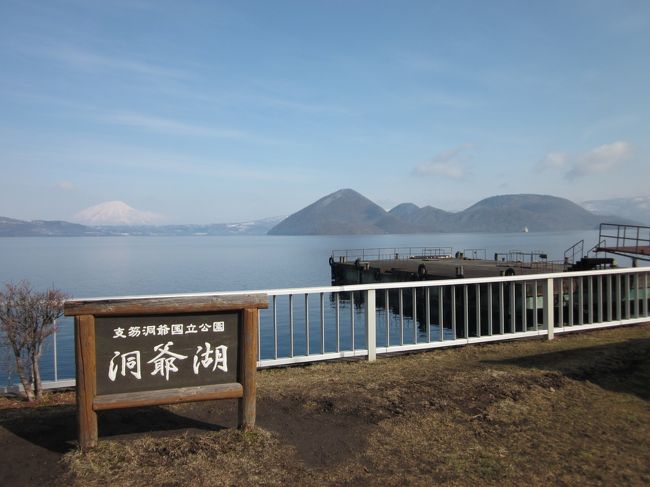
9 324 650 486
64 428 303 487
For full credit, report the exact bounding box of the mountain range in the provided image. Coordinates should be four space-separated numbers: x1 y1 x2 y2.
1 190 643 237
268 189 637 235
0 216 281 237
0 216 95 237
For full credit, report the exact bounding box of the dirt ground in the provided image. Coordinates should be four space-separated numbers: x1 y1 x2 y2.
1 324 649 486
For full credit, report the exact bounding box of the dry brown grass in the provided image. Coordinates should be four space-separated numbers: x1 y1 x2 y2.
15 324 650 486
0 390 75 410
63 428 304 487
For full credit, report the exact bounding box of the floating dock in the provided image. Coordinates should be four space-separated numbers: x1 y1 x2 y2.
329 248 571 285
329 223 650 286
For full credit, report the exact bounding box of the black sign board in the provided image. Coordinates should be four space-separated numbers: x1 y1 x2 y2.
95 312 239 395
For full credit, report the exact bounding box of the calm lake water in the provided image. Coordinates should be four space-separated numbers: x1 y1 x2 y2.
2 229 628 384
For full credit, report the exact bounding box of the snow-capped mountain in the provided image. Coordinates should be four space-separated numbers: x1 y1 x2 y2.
73 201 163 226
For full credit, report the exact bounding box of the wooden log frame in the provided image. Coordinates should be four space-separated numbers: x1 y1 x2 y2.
65 293 267 450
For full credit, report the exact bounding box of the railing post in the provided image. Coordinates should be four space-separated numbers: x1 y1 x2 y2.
544 278 555 340
365 289 376 362
53 324 58 383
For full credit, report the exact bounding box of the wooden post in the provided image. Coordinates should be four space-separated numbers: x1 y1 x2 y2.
75 315 98 449
238 308 258 430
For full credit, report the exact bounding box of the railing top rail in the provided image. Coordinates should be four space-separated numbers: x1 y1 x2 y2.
599 222 650 232
66 265 649 304
330 247 454 260
599 222 650 245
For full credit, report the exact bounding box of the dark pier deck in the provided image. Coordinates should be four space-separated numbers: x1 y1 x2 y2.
330 248 570 285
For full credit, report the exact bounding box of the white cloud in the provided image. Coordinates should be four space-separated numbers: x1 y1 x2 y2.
535 141 632 180
412 144 473 180
567 141 631 179
415 162 465 179
536 152 569 172
55 180 74 191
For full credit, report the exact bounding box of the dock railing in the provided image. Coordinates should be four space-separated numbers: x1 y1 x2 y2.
2 266 649 392
564 239 584 264
331 247 453 262
596 223 650 260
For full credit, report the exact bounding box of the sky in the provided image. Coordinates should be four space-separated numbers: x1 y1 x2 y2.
0 0 649 224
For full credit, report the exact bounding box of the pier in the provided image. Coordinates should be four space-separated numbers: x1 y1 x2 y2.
329 224 650 286
330 247 570 286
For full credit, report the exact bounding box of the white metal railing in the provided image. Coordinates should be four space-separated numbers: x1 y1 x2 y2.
256 266 650 367
2 266 649 392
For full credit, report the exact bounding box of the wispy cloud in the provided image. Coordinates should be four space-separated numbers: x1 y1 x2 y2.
537 141 632 180
416 162 465 179
412 144 473 179
55 180 74 191
7 143 305 183
535 152 569 172
168 88 355 116
393 50 449 74
1 90 268 143
418 92 478 109
252 94 353 115
105 112 247 139
26 44 189 79
568 141 631 179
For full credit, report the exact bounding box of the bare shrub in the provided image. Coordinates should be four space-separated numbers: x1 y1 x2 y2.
0 281 69 400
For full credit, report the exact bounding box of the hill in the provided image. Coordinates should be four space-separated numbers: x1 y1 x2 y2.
269 190 635 235
389 204 455 231
0 217 98 237
267 189 416 235
452 194 607 232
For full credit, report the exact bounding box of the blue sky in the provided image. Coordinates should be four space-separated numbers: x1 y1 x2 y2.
1 0 648 223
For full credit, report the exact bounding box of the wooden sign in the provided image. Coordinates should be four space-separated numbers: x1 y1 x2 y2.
64 293 268 450
95 312 240 395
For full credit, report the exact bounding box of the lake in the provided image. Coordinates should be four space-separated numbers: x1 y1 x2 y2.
0 229 625 384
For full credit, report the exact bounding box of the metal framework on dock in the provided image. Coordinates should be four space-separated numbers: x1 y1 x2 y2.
594 223 650 262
